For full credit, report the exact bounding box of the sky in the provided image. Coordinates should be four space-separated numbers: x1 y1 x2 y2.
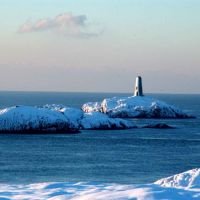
0 0 200 94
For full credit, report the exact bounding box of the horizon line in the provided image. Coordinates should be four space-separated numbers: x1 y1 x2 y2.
0 90 199 95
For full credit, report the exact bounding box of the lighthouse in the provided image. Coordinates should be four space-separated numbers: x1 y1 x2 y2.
134 76 143 96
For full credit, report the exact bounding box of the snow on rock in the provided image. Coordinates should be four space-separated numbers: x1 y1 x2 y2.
80 112 135 130
0 105 79 133
82 95 193 118
44 104 135 130
82 102 102 113
155 168 200 189
44 104 84 129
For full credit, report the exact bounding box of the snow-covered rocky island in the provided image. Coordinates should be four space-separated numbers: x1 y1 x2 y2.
0 168 199 199
0 105 134 133
0 77 194 133
82 76 193 119
82 95 193 118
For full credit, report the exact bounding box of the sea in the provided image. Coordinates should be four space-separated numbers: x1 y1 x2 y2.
0 91 199 185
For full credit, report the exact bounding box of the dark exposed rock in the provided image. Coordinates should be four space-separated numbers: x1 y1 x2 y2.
143 123 174 129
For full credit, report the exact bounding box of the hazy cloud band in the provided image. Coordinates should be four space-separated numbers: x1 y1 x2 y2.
19 12 102 38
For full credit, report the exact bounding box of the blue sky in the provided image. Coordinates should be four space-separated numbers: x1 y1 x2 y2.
0 0 200 93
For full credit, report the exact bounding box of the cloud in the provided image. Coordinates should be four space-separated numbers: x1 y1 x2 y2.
19 13 102 38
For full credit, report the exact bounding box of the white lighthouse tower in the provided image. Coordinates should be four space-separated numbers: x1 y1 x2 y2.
134 76 143 96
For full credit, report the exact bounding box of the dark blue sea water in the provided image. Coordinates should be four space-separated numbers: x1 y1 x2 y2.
0 92 199 185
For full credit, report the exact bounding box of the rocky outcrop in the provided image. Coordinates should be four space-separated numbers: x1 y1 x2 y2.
143 123 174 129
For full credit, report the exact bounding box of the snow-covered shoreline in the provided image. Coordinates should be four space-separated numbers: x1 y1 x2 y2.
0 168 199 200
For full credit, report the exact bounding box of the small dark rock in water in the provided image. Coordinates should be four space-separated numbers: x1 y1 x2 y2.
143 123 174 129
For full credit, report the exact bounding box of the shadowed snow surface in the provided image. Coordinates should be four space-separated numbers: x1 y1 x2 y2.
80 112 134 130
0 169 200 199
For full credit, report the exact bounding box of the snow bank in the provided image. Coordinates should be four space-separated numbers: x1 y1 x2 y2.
0 168 200 200
155 168 200 189
82 96 193 118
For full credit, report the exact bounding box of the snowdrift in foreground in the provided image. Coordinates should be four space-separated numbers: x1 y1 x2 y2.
0 168 200 200
155 168 200 188
83 95 193 118
0 105 134 133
